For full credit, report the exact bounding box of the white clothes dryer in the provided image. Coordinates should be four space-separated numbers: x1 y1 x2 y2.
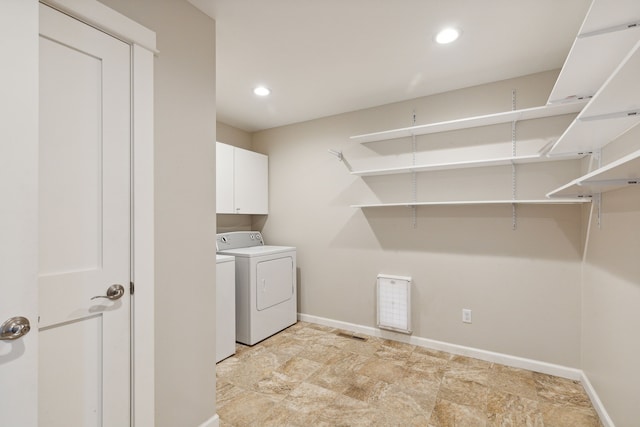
216 231 297 345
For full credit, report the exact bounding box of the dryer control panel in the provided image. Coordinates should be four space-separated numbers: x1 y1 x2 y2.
216 231 264 251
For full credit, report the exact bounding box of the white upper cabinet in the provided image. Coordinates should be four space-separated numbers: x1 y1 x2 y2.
216 142 268 214
216 142 235 213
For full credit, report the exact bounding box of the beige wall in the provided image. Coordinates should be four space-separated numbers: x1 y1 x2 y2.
217 121 252 150
581 130 640 426
252 70 584 367
98 1 217 426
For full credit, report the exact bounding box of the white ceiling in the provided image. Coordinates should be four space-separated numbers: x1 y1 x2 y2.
188 0 593 132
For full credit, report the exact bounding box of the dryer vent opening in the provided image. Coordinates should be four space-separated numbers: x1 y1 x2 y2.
377 274 412 334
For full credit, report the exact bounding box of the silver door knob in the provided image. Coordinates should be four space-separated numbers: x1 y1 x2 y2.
91 284 125 301
0 316 31 341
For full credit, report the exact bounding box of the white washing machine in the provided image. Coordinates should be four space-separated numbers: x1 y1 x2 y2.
216 231 297 345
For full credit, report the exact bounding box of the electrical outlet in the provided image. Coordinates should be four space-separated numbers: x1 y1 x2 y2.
462 309 472 324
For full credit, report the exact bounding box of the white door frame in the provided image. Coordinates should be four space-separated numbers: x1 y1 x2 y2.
46 1 156 425
0 2 39 426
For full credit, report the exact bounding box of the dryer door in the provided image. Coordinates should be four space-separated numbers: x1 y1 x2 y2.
256 256 294 311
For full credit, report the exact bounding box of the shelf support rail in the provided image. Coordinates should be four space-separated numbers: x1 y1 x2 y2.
595 192 602 229
579 109 640 122
590 149 603 229
411 111 418 229
578 20 639 39
579 178 640 187
511 89 518 231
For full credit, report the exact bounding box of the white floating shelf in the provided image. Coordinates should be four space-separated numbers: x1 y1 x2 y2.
351 199 591 209
548 38 640 156
351 153 584 177
548 26 640 104
547 0 640 104
350 102 586 144
547 148 640 198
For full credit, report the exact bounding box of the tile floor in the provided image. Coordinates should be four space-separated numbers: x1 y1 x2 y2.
216 322 602 426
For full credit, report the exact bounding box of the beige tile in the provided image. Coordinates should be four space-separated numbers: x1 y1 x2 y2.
311 334 353 350
413 345 453 361
406 351 448 382
487 389 543 427
533 372 593 408
216 325 604 427
260 336 307 360
276 356 323 382
444 362 491 386
233 343 251 358
357 357 407 383
224 350 286 389
218 419 235 427
430 398 489 427
216 356 242 379
380 338 415 350
340 335 384 357
251 371 300 399
489 364 538 400
292 324 331 340
374 339 415 361
539 402 603 427
307 365 352 394
260 401 318 427
317 393 379 426
398 368 441 397
330 351 372 374
216 380 245 410
306 322 335 333
284 321 307 332
450 354 493 370
298 343 350 365
216 390 280 427
367 382 434 419
440 363 491 409
283 381 340 416
341 373 388 402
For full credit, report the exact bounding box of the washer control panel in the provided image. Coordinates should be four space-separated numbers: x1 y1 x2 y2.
216 231 264 251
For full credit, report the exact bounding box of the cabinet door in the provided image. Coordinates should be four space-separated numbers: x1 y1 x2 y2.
234 147 268 214
216 142 235 213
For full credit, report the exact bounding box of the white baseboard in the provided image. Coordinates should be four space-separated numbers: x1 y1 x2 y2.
198 413 219 427
298 313 614 426
298 313 581 380
580 372 615 427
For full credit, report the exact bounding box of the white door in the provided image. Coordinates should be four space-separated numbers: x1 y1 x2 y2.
38 4 131 426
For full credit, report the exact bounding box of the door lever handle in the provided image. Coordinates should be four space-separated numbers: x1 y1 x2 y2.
91 284 125 301
0 316 31 341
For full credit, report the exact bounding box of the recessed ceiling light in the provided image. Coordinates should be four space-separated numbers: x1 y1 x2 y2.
435 27 460 44
253 86 271 96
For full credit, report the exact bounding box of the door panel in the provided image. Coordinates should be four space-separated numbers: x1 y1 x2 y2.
38 4 131 426
39 36 102 276
39 316 103 426
256 257 294 311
